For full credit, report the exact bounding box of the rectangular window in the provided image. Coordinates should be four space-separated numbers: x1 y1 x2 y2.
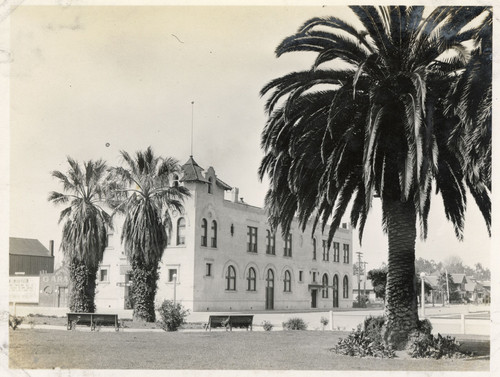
266 230 276 255
322 240 329 261
99 268 108 282
312 272 317 283
299 271 303 282
312 238 316 260
333 242 340 262
205 263 212 277
343 244 350 264
284 233 292 257
168 268 178 282
247 226 258 253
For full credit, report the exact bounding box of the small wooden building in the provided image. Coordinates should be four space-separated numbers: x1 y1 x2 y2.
9 237 55 276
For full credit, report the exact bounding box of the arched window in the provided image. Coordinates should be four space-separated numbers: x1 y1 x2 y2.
343 275 349 298
284 233 292 257
172 174 179 188
211 220 217 248
312 238 317 260
177 217 186 245
333 275 339 308
208 177 213 194
226 265 236 291
201 218 207 246
322 274 329 298
247 267 256 291
283 270 291 292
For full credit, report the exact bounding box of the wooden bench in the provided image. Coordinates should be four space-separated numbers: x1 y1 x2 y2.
206 315 253 331
67 313 119 331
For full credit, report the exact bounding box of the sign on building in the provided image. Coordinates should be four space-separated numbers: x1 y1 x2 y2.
9 276 40 303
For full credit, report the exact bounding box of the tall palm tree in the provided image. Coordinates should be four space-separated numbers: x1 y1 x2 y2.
48 158 112 312
107 147 190 322
259 6 491 348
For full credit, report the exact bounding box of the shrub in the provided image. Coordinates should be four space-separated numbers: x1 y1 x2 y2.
9 315 23 330
282 317 307 330
262 320 273 331
157 300 189 331
320 316 329 329
335 324 395 358
406 332 465 359
362 315 385 344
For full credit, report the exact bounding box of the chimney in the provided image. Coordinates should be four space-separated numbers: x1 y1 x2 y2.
49 240 54 257
231 187 239 203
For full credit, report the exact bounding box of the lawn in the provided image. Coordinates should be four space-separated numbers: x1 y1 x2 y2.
9 329 489 371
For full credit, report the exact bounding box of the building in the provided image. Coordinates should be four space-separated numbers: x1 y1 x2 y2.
9 237 55 276
96 157 354 312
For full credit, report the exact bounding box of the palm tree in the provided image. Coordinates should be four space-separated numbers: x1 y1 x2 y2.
259 6 491 348
48 158 112 313
107 147 190 322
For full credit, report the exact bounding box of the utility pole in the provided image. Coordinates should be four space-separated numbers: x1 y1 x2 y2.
363 261 368 297
356 252 363 306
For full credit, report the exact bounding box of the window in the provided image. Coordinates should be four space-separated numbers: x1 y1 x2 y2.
343 275 349 298
312 271 317 283
284 233 292 257
247 267 256 291
99 268 109 282
266 230 275 255
205 263 212 277
299 270 303 282
312 238 316 260
247 226 258 253
322 274 329 298
208 177 213 194
343 244 350 264
226 265 236 291
168 268 178 282
333 242 340 262
177 217 186 245
322 240 329 261
283 270 291 292
201 218 208 247
173 174 179 188
211 220 217 248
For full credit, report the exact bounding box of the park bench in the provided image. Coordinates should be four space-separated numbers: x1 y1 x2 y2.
67 312 119 331
206 315 253 331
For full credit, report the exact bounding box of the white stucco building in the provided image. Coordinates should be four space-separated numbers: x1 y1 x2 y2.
96 156 354 312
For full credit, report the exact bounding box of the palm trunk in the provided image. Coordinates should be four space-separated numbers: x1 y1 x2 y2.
69 258 97 313
382 199 419 349
131 256 159 322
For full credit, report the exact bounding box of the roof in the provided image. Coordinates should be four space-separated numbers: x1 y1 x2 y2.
450 273 466 283
216 177 232 191
464 283 476 292
424 275 439 288
9 237 52 257
180 156 208 183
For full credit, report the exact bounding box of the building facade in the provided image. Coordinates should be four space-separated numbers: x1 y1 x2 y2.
96 157 354 312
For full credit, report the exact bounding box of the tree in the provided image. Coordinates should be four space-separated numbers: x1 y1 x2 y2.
259 6 491 348
48 158 112 312
367 267 387 301
107 147 190 322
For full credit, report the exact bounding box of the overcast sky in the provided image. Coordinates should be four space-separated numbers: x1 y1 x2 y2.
6 4 492 271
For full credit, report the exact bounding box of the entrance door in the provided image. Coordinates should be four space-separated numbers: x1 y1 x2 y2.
332 275 339 308
265 269 274 310
311 289 317 308
58 287 68 308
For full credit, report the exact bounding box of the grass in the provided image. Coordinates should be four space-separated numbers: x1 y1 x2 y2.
9 329 489 370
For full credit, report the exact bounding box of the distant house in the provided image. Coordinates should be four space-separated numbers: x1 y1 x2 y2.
9 237 55 276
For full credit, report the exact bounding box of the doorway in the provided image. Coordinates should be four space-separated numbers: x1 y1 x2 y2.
332 275 339 308
265 269 274 310
311 289 317 308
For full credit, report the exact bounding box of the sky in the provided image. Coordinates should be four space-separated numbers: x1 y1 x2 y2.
5 3 493 273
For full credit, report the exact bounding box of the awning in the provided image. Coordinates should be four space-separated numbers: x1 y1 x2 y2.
308 284 324 290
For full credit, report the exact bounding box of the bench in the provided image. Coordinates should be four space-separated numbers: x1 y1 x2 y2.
206 315 253 331
67 313 119 331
